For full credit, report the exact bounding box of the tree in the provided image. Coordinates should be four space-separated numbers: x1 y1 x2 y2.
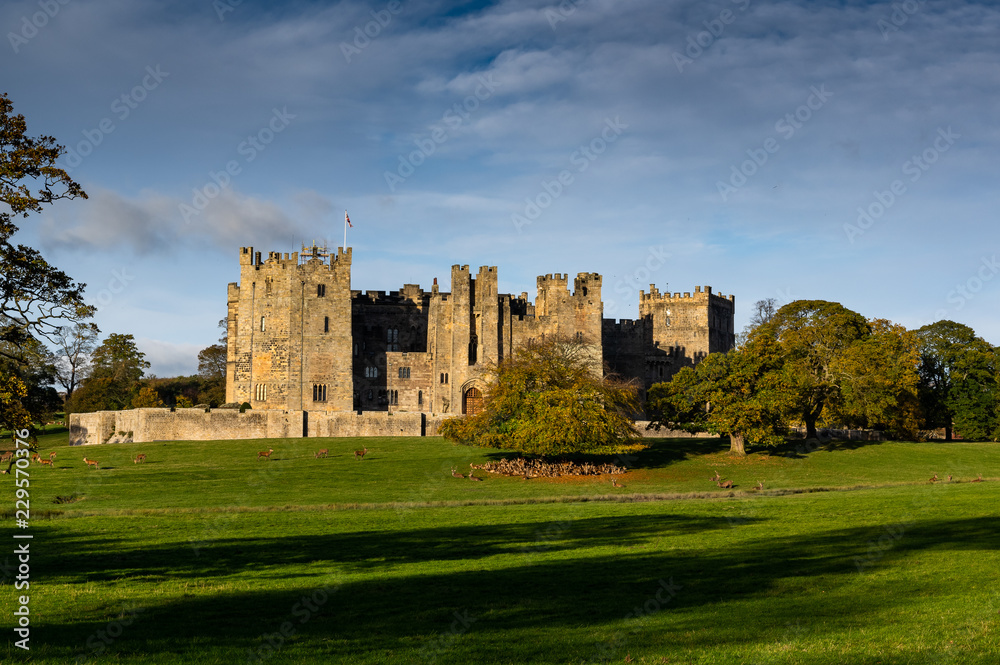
131 385 164 408
1 92 91 431
736 298 778 346
761 300 870 438
67 334 150 412
829 319 921 438
438 338 641 456
198 344 226 381
915 320 992 440
648 334 794 455
0 92 92 357
53 322 99 399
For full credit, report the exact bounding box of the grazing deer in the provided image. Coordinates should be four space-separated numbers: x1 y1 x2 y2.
710 470 721 482
31 453 41 463
48 452 57 462
971 474 983 483
133 454 147 464
755 480 765 490
39 458 52 466
929 474 938 483
354 447 368 460
451 467 465 479
717 479 733 489
314 449 328 458
257 448 274 461
0 451 12 463
83 457 100 470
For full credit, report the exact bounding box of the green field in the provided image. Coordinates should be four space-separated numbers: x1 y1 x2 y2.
3 432 999 664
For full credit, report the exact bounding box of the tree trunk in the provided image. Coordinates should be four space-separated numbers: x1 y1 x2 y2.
804 415 818 439
729 433 746 456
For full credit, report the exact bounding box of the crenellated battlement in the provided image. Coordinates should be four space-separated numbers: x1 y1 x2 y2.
640 284 734 304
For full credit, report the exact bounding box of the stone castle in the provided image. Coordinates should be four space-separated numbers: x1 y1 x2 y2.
225 244 736 416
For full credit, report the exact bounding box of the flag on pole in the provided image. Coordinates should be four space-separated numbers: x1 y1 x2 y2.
345 211 353 228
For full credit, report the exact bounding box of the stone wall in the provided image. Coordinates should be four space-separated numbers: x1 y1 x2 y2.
70 409 718 444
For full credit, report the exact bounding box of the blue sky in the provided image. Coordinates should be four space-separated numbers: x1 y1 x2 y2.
3 0 998 375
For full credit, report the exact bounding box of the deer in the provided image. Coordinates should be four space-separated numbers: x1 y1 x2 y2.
314 449 328 458
257 448 274 461
133 454 147 464
83 457 100 470
710 470 721 482
717 479 733 489
354 447 368 460
611 477 624 488
755 480 765 490
0 451 12 463
929 473 938 483
971 474 983 483
467 464 483 481
451 467 465 479
31 453 41 463
48 452 56 462
948 475 953 482
39 458 52 466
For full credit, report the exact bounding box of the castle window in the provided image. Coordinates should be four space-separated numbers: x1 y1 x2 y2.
317 284 326 297
354 343 358 356
312 384 327 402
398 367 410 379
265 277 272 295
324 316 329 333
367 389 373 401
260 316 266 332
469 335 477 365
389 390 398 406
418 390 423 406
583 287 588 296
364 366 379 379
255 384 267 401
575 331 583 342
440 372 449 384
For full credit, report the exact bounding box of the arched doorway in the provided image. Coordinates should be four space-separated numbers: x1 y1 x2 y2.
463 387 483 416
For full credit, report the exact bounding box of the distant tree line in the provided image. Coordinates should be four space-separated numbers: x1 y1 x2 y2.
648 299 1000 455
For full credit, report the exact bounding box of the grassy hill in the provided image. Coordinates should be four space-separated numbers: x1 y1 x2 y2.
3 432 998 663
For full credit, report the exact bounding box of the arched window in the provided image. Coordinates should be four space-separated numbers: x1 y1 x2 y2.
417 390 423 406
324 316 329 333
260 316 266 332
317 284 326 297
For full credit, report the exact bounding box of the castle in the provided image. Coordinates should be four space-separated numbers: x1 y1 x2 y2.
225 245 736 416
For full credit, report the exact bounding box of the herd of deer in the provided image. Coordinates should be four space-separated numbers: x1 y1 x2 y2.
709 470 765 490
451 464 483 481
256 446 369 461
930 473 983 483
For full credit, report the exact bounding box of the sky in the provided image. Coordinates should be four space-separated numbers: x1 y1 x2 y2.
3 0 998 376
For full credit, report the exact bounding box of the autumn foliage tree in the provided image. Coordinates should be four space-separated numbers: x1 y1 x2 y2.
647 333 795 456
0 92 91 432
438 338 641 456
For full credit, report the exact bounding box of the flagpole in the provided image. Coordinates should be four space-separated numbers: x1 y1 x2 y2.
344 210 348 251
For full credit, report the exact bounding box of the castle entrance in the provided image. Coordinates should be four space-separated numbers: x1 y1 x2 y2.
463 387 483 416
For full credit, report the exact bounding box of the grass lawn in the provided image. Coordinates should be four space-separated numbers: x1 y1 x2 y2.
2 431 999 663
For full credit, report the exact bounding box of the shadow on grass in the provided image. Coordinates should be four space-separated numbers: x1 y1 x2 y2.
26 512 1000 663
